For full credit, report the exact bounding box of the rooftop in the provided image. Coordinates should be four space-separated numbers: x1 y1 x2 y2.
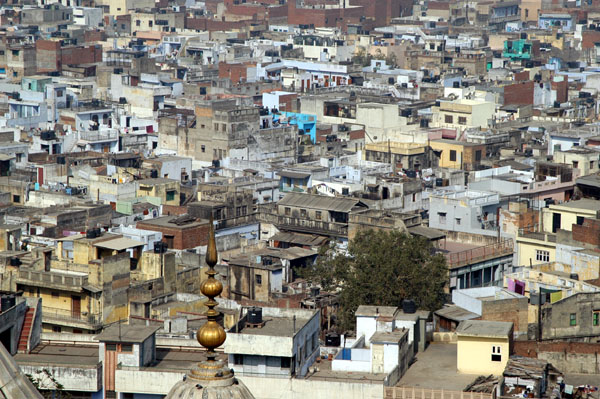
456 320 513 338
95 324 160 343
235 316 310 337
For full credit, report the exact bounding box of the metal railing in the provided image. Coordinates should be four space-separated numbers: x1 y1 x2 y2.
385 387 493 399
444 239 513 269
42 306 102 327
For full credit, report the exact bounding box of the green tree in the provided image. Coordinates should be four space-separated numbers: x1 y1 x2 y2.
301 230 448 331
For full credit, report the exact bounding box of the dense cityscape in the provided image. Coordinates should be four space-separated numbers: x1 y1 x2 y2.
0 0 599 398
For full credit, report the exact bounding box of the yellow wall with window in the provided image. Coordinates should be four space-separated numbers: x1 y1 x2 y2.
457 335 510 375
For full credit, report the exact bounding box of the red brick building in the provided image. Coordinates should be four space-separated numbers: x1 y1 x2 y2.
136 216 211 250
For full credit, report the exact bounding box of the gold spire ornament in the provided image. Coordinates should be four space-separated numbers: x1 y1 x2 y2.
196 219 226 361
164 217 255 399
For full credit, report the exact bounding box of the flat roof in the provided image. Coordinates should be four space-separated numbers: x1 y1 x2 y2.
355 305 398 318
278 192 367 213
137 178 179 185
236 316 310 337
456 320 513 338
94 237 145 251
552 199 600 211
95 324 160 343
15 343 99 368
137 215 209 229
371 330 408 344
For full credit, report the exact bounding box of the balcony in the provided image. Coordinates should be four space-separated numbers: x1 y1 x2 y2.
79 129 118 142
42 306 102 329
444 239 514 269
260 212 348 237
17 269 87 292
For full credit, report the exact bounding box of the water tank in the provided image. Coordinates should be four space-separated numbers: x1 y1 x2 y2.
325 333 341 347
247 307 263 324
9 257 21 266
0 295 16 311
402 299 416 314
86 229 98 239
154 242 167 253
452 81 460 88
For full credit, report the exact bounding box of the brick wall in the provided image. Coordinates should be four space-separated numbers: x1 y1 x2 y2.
481 297 529 334
504 81 534 106
551 79 568 104
514 340 600 374
136 221 211 250
572 218 600 247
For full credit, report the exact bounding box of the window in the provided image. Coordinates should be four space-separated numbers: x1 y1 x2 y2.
256 274 262 285
592 161 596 170
201 145 206 153
166 190 176 202
136 20 141 26
12 195 20 203
438 212 447 224
594 311 600 326
525 8 529 17
569 313 577 326
300 209 307 218
449 150 457 162
573 161 579 169
475 150 482 162
121 344 133 352
281 357 291 368
106 343 117 351
577 216 584 225
233 354 243 364
315 211 322 220
149 20 153 27
491 345 501 362
51 292 59 298
455 218 461 225
444 114 453 124
536 250 550 263
73 329 83 334
52 326 62 333
284 207 291 216
458 116 467 125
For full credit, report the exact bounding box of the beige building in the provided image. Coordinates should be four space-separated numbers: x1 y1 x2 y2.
553 148 600 177
136 178 180 206
456 320 513 375
432 98 496 133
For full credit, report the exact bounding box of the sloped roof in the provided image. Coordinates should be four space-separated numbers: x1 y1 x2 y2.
278 193 367 213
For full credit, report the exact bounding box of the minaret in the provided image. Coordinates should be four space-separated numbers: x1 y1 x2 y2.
165 219 255 399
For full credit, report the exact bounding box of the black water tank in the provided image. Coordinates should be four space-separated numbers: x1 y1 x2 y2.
435 178 443 186
154 242 167 253
248 307 263 324
150 169 159 178
402 299 416 314
1 295 16 311
9 257 21 266
325 332 341 347
86 229 97 239
452 81 460 88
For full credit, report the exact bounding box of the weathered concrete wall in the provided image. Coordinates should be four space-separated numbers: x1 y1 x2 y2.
115 369 384 399
19 363 102 392
514 340 600 374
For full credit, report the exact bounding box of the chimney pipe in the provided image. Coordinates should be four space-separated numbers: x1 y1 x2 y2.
293 315 296 333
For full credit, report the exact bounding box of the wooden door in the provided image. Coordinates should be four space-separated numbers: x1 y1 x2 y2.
105 344 117 394
71 295 81 319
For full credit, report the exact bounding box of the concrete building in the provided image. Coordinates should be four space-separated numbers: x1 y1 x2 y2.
226 307 320 378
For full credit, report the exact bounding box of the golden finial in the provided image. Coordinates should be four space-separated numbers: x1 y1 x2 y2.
197 217 226 361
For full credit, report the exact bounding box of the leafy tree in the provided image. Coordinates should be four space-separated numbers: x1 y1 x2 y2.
352 48 373 67
300 230 448 331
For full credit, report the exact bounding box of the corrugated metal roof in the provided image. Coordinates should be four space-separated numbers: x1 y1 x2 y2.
270 232 327 246
278 192 367 213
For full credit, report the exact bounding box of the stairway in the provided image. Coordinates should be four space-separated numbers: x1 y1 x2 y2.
17 307 35 354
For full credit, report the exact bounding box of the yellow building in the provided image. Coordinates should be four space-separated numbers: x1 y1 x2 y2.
515 199 600 267
432 98 495 132
136 178 180 206
429 139 486 171
457 320 513 375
